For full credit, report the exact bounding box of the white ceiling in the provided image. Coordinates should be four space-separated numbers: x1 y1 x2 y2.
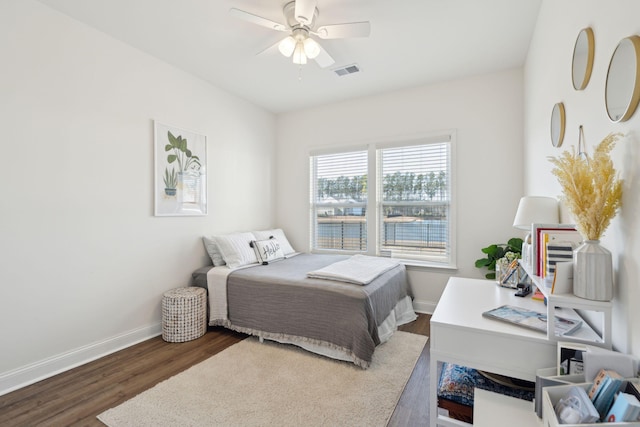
36 0 542 113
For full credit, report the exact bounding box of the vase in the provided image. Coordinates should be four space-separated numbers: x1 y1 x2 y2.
572 240 613 301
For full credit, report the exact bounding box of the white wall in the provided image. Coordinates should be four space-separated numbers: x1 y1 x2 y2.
0 0 275 393
276 69 525 312
524 0 640 354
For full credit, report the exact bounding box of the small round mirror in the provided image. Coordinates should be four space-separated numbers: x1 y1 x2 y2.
605 35 640 122
551 103 566 147
572 28 594 90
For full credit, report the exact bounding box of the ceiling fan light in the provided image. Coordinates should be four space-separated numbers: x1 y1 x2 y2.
278 36 296 57
292 41 307 65
303 37 320 59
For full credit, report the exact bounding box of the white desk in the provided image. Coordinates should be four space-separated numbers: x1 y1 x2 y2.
430 277 558 427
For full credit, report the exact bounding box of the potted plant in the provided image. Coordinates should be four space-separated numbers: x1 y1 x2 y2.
165 131 201 173
475 237 523 280
163 167 177 196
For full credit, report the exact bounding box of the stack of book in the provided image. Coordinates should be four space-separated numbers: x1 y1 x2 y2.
588 369 627 421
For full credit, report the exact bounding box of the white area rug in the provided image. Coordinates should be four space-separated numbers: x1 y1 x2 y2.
97 331 428 427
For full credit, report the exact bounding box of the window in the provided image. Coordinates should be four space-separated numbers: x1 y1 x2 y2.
311 149 368 251
310 133 455 268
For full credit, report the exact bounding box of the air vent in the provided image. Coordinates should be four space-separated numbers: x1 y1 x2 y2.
333 64 361 76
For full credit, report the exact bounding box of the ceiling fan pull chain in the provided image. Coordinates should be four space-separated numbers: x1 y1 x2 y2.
298 66 303 81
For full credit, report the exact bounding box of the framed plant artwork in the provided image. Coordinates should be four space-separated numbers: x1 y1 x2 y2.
154 121 207 216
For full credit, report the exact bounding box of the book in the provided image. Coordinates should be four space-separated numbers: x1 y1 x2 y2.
590 369 626 419
545 241 576 278
625 381 640 402
588 369 622 400
482 305 582 336
539 229 581 278
551 261 573 294
605 392 640 422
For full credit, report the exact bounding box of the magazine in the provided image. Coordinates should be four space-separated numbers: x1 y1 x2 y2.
482 305 582 336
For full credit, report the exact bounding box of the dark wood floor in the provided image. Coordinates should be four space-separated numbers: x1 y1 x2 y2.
0 314 431 427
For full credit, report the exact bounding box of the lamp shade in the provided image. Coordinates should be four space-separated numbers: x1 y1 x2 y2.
278 36 296 57
292 41 307 65
303 37 320 59
512 196 559 230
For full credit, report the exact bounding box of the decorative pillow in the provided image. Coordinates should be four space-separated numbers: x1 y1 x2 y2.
202 236 226 266
251 238 285 264
252 228 295 255
212 232 258 269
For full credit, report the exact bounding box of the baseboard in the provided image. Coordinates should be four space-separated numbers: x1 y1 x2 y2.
412 299 436 315
0 323 161 397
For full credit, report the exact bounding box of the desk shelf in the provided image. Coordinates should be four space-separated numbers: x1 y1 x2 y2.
519 261 612 349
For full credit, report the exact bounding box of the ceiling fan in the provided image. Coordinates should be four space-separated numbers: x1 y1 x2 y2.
229 0 370 68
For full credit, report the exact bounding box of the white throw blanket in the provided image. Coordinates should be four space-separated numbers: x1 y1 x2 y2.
306 254 400 285
207 266 233 323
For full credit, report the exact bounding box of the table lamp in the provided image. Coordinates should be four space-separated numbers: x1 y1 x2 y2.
513 196 559 268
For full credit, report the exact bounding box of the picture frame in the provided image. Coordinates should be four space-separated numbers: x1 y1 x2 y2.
557 341 587 376
154 121 207 216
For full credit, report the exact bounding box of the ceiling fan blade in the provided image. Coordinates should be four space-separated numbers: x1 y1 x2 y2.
313 44 335 68
316 22 371 39
229 8 287 32
255 38 285 56
294 0 317 26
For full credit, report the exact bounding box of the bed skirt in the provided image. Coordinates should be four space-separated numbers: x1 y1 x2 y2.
211 295 417 368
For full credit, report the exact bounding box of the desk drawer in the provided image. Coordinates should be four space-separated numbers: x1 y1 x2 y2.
432 325 556 382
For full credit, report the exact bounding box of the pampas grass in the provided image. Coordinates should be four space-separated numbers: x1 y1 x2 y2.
548 133 623 241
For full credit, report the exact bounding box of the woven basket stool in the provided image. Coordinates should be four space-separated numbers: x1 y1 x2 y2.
161 287 207 342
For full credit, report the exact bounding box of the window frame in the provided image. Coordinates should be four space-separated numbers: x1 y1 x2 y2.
309 131 457 269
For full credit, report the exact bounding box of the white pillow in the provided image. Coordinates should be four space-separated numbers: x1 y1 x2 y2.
213 232 258 269
251 238 285 264
252 229 295 255
202 236 226 266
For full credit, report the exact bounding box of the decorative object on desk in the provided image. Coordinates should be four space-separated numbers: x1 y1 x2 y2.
495 253 520 287
548 133 623 301
482 305 582 336
475 238 522 280
512 196 559 270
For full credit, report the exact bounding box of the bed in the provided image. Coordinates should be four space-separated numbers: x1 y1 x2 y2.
193 230 416 368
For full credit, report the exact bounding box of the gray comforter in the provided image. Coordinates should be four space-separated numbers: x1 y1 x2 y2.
223 253 410 368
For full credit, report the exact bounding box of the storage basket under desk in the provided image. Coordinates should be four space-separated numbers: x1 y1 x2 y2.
542 382 640 427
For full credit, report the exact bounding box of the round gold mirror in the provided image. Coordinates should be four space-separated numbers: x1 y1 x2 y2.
551 103 566 147
572 28 594 90
605 35 640 122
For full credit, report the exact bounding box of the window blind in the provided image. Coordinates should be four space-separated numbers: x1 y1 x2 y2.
378 142 451 263
311 150 368 251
